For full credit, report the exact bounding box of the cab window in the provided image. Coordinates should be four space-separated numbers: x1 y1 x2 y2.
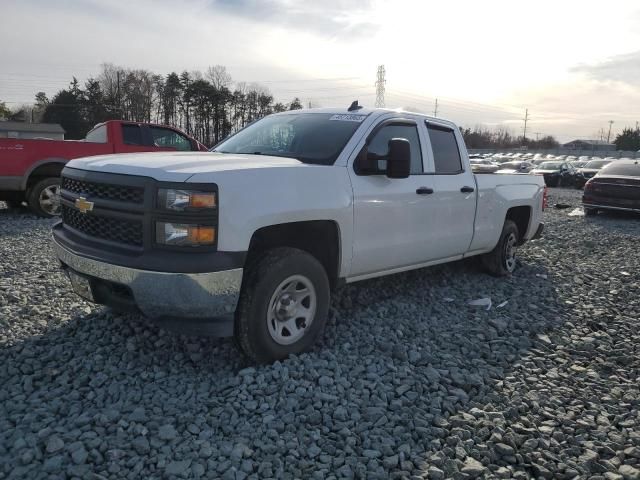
367 124 423 174
85 125 107 143
149 127 193 151
427 123 463 174
122 124 143 146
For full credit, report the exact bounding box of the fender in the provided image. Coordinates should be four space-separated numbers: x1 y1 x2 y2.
20 157 69 190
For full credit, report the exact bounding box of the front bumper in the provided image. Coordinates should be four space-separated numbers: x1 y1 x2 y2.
52 236 242 336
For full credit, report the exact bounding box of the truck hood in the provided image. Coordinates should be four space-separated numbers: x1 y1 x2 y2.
67 152 305 182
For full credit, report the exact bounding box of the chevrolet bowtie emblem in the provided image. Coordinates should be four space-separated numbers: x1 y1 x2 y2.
75 197 94 214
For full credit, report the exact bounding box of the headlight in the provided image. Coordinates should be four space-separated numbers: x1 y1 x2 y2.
156 222 216 246
158 189 216 211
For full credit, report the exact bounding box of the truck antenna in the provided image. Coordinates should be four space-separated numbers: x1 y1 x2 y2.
348 100 363 112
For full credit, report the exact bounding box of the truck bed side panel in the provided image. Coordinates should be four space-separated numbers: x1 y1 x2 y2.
470 174 545 253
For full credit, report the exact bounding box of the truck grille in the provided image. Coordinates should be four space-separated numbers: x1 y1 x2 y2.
61 177 144 204
61 205 143 246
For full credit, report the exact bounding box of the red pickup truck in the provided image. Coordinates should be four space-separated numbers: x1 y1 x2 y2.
0 120 207 216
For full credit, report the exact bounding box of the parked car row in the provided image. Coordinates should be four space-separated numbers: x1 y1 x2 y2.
470 151 637 188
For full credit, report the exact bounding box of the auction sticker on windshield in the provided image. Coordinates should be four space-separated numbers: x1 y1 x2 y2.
329 114 367 122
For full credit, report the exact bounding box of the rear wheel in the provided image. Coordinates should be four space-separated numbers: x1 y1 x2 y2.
481 220 519 277
27 178 61 217
234 247 330 363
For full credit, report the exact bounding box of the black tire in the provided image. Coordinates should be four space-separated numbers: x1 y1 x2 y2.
481 220 519 277
584 207 598 216
234 247 330 363
27 177 61 217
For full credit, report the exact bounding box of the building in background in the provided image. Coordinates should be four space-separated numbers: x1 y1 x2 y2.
0 121 65 140
562 139 615 151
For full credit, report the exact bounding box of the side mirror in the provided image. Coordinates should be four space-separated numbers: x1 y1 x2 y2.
386 138 411 179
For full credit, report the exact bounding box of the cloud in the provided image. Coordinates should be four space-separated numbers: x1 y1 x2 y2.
572 51 640 85
208 0 379 38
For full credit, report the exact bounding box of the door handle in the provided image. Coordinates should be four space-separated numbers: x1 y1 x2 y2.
460 186 475 193
416 187 434 195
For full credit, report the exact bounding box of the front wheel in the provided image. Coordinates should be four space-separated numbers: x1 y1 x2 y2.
27 178 61 217
481 220 519 277
234 247 330 363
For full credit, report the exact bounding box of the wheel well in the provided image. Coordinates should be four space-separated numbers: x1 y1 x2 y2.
506 206 531 243
26 163 65 190
247 221 341 289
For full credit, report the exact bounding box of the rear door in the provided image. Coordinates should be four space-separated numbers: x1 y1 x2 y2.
423 121 476 258
349 117 437 277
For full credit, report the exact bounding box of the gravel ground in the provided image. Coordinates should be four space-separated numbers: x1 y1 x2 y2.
1 189 639 480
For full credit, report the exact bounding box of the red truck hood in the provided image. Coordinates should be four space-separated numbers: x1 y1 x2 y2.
67 152 304 181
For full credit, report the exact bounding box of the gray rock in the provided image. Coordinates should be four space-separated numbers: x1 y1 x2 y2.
166 459 192 477
495 443 515 456
132 436 150 454
427 466 445 479
45 435 65 454
158 424 178 441
460 457 485 478
619 465 640 480
71 447 88 464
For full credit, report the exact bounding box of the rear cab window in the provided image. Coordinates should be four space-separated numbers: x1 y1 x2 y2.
426 123 463 174
85 125 107 143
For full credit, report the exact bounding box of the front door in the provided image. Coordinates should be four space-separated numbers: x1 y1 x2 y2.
349 119 437 277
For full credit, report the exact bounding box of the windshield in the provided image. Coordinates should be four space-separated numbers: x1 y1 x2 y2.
584 160 610 169
211 112 366 165
538 161 563 169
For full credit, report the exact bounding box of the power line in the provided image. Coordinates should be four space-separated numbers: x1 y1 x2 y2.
375 65 385 108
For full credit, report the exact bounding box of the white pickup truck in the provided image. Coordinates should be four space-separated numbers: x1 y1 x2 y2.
52 106 545 362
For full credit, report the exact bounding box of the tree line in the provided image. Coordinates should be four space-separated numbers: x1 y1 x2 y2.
5 64 304 145
460 126 559 150
613 127 640 151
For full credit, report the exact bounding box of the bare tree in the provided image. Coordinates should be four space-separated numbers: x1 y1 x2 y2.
206 65 232 90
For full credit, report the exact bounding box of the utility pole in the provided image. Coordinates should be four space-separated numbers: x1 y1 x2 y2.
433 98 438 117
533 132 542 141
375 65 386 108
607 120 614 143
116 71 121 116
522 109 529 143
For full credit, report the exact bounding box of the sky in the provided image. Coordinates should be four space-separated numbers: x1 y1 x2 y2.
1 0 639 142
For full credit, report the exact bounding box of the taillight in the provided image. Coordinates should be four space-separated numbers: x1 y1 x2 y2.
542 186 548 210
584 179 594 191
